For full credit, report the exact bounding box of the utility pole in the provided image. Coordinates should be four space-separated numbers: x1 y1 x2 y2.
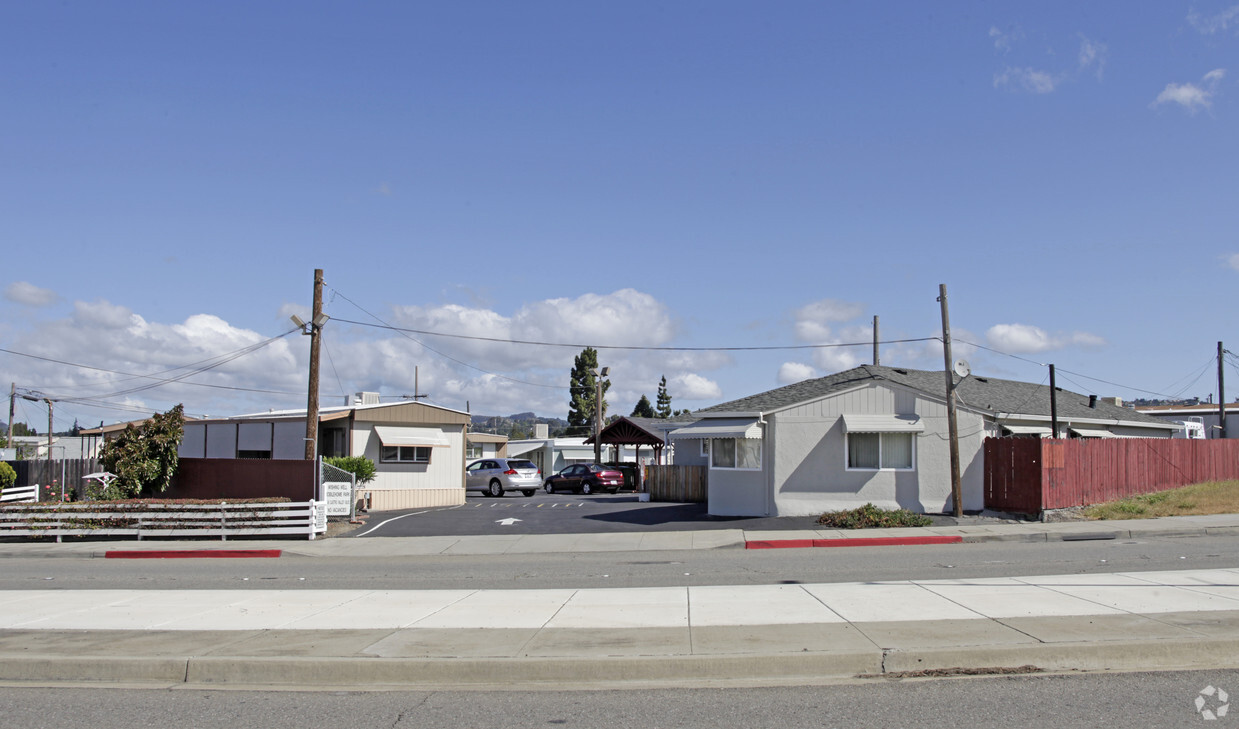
593 366 609 464
1049 364 1059 438
44 398 53 466
6 383 14 448
1219 341 1227 440
937 285 963 517
873 315 880 366
304 269 324 460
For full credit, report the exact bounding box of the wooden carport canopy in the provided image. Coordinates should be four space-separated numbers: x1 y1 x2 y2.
584 416 669 465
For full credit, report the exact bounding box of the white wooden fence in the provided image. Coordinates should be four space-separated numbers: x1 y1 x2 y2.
0 485 38 504
0 501 327 542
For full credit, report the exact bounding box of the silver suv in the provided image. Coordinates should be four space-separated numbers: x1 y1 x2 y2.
465 458 542 497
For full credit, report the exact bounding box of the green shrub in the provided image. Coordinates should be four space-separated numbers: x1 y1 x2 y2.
817 503 933 529
0 462 15 491
325 456 376 485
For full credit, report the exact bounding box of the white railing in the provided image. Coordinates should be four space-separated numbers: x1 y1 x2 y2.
0 501 327 542
0 485 38 504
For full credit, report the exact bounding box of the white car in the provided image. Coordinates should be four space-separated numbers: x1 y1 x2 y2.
465 458 542 497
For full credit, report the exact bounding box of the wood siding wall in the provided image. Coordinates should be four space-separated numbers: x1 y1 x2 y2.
645 465 707 503
984 437 1239 514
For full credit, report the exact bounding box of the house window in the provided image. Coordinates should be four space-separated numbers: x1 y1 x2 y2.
847 432 915 470
466 444 482 459
700 440 710 457
381 446 432 463
710 438 761 469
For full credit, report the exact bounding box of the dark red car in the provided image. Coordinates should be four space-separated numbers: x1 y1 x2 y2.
542 463 625 495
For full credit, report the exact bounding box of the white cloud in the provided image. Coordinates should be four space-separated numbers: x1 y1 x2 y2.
778 362 817 385
986 323 1106 354
670 373 722 401
989 26 1019 53
72 299 136 329
1226 253 1239 271
1188 5 1239 34
1152 69 1226 113
1077 36 1107 80
4 281 57 307
792 299 866 343
994 66 1059 94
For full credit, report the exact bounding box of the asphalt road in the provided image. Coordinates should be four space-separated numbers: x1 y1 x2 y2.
354 493 823 537
3 535 1237 590
1 669 1236 728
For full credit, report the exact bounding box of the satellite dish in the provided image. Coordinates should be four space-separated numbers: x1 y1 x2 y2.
953 359 971 378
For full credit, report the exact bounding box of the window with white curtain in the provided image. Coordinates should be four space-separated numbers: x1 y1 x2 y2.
847 432 915 470
710 438 761 469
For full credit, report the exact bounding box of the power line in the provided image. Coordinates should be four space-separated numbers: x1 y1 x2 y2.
329 315 940 353
1 330 301 403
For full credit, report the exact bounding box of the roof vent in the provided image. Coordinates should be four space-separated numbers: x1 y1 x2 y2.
893 368 908 375
1089 395 1098 409
975 377 988 383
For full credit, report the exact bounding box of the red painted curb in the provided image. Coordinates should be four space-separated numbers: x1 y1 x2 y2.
746 535 963 550
104 550 282 559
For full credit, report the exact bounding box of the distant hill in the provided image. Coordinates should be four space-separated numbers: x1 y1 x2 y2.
470 413 575 439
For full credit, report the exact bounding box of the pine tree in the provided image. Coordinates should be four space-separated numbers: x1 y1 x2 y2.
631 395 655 418
566 347 610 435
656 375 672 419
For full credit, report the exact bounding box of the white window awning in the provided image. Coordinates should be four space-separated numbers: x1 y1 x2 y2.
373 426 450 447
668 418 762 440
841 414 924 433
1069 426 1114 438
505 442 541 456
1001 424 1052 436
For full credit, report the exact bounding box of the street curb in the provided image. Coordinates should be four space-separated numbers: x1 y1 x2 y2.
2 636 1238 689
746 536 963 550
104 550 282 559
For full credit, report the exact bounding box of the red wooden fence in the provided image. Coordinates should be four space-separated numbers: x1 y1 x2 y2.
984 437 1239 514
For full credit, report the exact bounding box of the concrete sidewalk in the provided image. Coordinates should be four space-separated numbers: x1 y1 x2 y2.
0 568 1237 688
0 514 1236 689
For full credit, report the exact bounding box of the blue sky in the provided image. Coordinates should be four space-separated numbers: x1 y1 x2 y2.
2 1 1238 428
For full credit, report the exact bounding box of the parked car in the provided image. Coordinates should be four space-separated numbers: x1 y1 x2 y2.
465 458 542 497
542 463 625 495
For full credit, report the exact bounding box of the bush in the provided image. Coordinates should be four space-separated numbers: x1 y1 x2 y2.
817 503 933 529
325 456 376 485
0 462 15 491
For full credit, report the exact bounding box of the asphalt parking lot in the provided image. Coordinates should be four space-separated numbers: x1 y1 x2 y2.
352 492 822 538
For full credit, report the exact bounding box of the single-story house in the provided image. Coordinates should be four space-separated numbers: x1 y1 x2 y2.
466 432 509 460
177 397 471 510
669 365 1178 517
1136 402 1239 439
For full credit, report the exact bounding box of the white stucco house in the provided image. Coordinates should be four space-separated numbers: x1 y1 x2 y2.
670 365 1178 517
177 396 471 510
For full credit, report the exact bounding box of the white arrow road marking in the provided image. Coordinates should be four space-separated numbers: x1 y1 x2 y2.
496 518 522 526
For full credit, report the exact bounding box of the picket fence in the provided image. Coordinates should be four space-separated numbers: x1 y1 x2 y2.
0 501 327 542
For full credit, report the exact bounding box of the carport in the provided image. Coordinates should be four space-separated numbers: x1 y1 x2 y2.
585 416 673 465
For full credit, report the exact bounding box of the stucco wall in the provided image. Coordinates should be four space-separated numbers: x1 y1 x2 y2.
768 382 986 516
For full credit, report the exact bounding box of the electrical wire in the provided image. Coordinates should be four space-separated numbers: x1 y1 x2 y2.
329 315 940 353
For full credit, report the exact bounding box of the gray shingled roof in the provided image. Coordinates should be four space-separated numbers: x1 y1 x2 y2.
698 365 1171 427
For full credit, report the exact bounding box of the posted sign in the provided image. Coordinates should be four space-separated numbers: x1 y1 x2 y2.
322 481 353 516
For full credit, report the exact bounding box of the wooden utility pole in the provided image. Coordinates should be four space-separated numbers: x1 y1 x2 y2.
1219 341 1227 440
938 285 963 517
873 315 880 366
44 398 53 465
6 383 14 448
304 269 324 460
1049 364 1059 438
